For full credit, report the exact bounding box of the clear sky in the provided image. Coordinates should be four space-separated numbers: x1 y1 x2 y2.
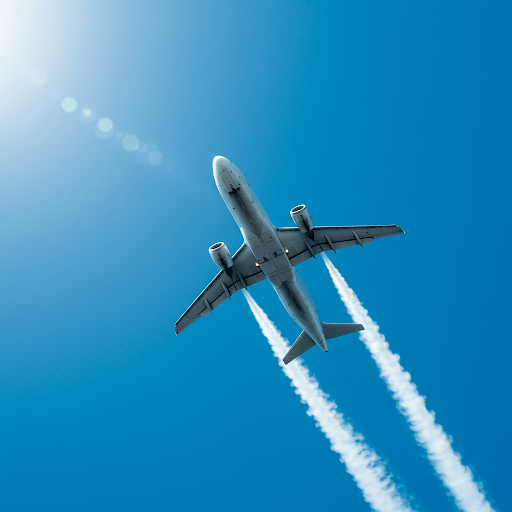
0 1 510 511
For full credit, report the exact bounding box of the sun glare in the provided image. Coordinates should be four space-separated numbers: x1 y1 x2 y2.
0 1 35 68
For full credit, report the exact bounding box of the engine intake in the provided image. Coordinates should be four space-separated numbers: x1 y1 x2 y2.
290 204 314 236
209 242 233 271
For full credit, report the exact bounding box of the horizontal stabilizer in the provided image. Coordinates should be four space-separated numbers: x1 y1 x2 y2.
283 322 364 365
321 322 364 339
283 331 316 365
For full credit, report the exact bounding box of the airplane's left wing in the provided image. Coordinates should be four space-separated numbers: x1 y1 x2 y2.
174 244 265 335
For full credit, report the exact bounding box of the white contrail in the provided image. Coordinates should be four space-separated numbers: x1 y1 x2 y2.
322 254 494 512
243 290 412 512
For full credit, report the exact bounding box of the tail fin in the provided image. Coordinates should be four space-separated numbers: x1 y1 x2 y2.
283 323 364 365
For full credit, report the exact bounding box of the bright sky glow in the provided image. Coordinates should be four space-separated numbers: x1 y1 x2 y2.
0 1 34 67
27 69 47 87
61 98 77 113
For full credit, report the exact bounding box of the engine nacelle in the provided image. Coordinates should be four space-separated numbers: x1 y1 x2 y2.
209 242 233 271
290 204 314 235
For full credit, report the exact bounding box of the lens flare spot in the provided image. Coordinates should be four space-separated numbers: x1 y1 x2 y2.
148 150 163 165
80 107 96 123
61 97 77 113
122 134 139 151
95 117 114 139
97 117 113 132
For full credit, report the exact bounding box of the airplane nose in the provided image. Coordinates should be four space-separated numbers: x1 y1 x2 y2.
213 155 231 177
213 156 241 192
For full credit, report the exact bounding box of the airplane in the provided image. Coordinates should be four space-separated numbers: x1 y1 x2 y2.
175 156 404 364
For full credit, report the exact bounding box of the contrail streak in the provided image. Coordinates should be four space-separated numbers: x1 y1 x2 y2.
322 254 494 512
243 290 412 512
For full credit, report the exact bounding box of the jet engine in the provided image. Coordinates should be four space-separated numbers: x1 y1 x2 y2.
290 204 314 236
209 242 233 271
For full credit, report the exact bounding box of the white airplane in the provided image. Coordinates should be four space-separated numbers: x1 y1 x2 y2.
175 156 404 364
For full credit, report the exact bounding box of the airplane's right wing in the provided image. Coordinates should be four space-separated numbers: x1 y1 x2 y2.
174 244 265 335
277 225 404 266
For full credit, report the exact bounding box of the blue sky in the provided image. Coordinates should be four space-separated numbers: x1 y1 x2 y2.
0 1 510 510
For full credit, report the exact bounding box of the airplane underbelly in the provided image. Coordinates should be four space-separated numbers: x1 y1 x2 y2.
226 188 262 233
242 219 294 288
216 163 295 286
274 273 325 345
275 279 309 322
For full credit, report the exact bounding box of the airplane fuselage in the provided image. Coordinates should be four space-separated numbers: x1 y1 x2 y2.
213 156 328 352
